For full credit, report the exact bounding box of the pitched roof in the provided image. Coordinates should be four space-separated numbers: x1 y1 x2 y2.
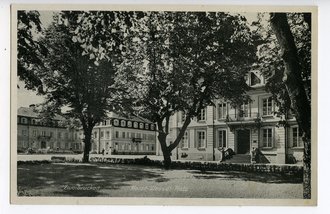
17 107 66 121
107 112 152 124
17 107 39 118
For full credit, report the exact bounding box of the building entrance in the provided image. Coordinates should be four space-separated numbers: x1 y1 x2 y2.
237 129 250 154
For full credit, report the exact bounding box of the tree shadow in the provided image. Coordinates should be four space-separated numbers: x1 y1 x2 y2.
189 170 302 184
17 163 165 197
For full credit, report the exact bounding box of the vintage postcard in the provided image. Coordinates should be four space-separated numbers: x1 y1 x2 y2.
11 4 317 205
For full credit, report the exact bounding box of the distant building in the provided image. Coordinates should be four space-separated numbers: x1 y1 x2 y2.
166 71 304 164
17 105 82 153
89 112 157 155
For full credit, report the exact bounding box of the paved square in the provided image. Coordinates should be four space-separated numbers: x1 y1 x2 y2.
17 163 303 198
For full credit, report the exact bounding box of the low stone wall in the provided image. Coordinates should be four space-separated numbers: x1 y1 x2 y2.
17 156 303 178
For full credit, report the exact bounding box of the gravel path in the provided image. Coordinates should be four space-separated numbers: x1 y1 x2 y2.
17 162 303 198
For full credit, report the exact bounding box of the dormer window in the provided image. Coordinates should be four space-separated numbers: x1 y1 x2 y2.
251 72 261 86
21 117 27 124
247 71 264 86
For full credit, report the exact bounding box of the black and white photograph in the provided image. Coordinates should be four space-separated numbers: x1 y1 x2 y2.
10 4 317 205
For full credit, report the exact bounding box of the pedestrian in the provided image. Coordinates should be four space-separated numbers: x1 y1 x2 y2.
101 148 105 156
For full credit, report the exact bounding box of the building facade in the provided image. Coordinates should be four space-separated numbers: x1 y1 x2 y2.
17 106 82 153
89 112 157 155
166 71 304 164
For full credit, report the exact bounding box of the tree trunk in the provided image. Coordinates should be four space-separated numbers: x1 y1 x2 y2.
158 131 172 169
303 138 311 199
270 13 312 199
82 128 93 163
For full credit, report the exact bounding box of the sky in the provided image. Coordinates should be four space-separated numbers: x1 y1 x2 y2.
17 11 259 108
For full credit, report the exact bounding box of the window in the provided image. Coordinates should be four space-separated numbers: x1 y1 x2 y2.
146 145 149 151
21 117 27 124
115 131 119 138
133 122 138 128
128 144 132 150
33 130 37 137
100 131 104 139
94 132 97 139
140 144 144 151
121 120 126 127
122 132 125 138
197 131 206 148
41 131 46 136
262 128 273 147
250 72 261 86
106 131 110 139
218 130 227 148
50 132 53 138
197 108 206 121
143 134 146 140
127 132 130 139
131 133 135 138
263 97 273 116
151 145 154 151
181 112 186 122
22 130 27 136
181 132 189 148
65 133 68 139
218 103 227 119
137 133 141 138
58 132 62 139
239 103 249 117
292 127 303 147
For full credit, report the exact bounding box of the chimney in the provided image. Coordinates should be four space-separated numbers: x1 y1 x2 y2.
29 104 36 111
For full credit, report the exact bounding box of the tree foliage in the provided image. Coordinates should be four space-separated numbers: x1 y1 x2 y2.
254 13 311 115
17 10 48 92
36 11 128 162
116 12 259 167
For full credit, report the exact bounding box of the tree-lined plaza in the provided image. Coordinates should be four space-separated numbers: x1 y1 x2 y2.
17 10 312 198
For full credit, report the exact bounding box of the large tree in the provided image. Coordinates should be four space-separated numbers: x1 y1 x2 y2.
256 13 312 198
118 12 258 168
36 11 127 162
269 13 312 199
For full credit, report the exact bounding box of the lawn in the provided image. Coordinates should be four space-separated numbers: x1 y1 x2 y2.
17 162 303 198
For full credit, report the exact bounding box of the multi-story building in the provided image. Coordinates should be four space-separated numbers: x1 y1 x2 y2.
166 71 304 164
17 105 82 153
90 112 157 155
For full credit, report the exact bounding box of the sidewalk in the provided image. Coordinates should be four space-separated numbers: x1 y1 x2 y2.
17 154 166 162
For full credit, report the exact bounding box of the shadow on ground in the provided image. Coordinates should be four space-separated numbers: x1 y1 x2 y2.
17 163 165 197
189 170 302 184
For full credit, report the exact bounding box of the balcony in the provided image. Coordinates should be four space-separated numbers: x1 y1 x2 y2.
225 112 260 122
37 135 52 140
225 112 262 131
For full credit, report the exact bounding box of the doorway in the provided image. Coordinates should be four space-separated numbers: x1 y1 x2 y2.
41 141 46 149
237 129 250 154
